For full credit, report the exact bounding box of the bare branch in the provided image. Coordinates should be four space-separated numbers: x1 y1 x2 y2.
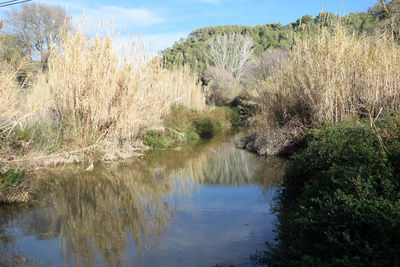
204 32 254 80
2 3 72 63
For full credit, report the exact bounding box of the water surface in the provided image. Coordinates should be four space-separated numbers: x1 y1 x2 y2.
0 132 285 267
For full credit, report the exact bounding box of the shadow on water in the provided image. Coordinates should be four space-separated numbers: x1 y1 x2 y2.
0 131 286 267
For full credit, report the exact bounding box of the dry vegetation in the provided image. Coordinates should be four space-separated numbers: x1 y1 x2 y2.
0 24 208 169
253 24 400 141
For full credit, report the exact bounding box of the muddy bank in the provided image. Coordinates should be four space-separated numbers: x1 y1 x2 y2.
236 128 306 157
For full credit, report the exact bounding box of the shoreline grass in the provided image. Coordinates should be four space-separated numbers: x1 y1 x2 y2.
258 114 400 266
0 23 209 166
250 24 400 155
0 22 217 203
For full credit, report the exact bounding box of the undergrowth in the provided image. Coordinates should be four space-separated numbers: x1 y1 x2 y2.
144 104 237 148
258 114 400 266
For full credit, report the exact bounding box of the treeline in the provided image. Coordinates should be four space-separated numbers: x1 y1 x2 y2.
162 1 399 74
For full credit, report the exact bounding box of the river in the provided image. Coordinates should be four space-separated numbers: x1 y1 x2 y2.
0 132 285 267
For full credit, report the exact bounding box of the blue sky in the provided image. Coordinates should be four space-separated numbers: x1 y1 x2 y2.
6 0 378 50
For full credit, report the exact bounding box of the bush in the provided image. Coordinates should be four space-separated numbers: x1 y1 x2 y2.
194 117 219 138
203 66 240 105
144 130 169 149
261 119 400 266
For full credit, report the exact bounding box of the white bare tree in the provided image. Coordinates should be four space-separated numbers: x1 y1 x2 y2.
204 32 254 81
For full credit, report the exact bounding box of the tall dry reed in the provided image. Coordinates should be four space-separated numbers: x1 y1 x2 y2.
255 24 400 131
30 26 206 147
0 62 23 137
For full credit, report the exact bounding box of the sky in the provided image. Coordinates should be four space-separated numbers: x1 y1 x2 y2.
3 0 378 51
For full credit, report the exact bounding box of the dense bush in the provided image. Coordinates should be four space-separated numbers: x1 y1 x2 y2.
203 66 238 105
144 105 236 148
261 118 400 266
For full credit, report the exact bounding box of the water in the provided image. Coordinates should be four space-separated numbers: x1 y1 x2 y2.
0 132 286 267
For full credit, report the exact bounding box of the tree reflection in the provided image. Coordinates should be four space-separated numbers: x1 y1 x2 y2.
0 132 285 266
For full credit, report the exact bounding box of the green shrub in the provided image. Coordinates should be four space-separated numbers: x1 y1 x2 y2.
0 168 25 189
194 116 219 138
144 130 169 149
9 122 64 153
229 108 241 127
261 120 400 266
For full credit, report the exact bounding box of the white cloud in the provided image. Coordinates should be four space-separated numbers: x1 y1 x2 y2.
113 31 189 56
142 31 189 52
85 5 164 29
35 1 185 53
37 1 164 33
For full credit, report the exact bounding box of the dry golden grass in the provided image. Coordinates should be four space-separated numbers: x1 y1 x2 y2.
32 25 206 147
255 24 400 131
0 23 207 165
0 62 24 137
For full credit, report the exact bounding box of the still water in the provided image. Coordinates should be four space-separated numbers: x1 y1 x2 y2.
0 132 285 267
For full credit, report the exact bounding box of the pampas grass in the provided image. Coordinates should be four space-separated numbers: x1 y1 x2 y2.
1 22 207 164
255 24 400 131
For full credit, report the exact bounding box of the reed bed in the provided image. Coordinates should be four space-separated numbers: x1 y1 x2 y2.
0 62 24 138
31 26 206 148
255 24 400 132
0 24 207 165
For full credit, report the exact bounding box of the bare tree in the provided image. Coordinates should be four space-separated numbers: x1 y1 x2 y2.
204 32 254 81
3 3 71 63
241 49 288 88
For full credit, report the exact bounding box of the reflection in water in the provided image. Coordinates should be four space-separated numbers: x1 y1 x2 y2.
0 132 286 267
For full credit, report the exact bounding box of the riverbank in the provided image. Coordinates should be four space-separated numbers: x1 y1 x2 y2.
0 21 245 204
236 22 400 265
0 104 238 204
0 130 283 267
253 113 400 265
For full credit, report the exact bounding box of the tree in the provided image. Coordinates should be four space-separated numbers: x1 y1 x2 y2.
0 34 25 65
315 12 339 26
370 0 400 38
2 3 72 64
204 32 254 81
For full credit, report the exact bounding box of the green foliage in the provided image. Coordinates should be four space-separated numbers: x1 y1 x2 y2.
144 130 170 149
228 108 241 127
194 116 219 138
162 10 382 76
369 0 400 37
163 24 295 74
261 117 400 266
0 34 26 65
0 168 25 189
145 105 237 148
10 123 64 153
193 106 237 138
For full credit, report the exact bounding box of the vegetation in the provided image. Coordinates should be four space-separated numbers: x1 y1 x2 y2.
162 11 379 75
0 20 209 168
233 1 400 265
255 23 400 129
2 3 72 66
161 3 396 106
0 5 220 202
257 116 400 266
0 167 30 203
204 32 254 81
144 104 237 148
